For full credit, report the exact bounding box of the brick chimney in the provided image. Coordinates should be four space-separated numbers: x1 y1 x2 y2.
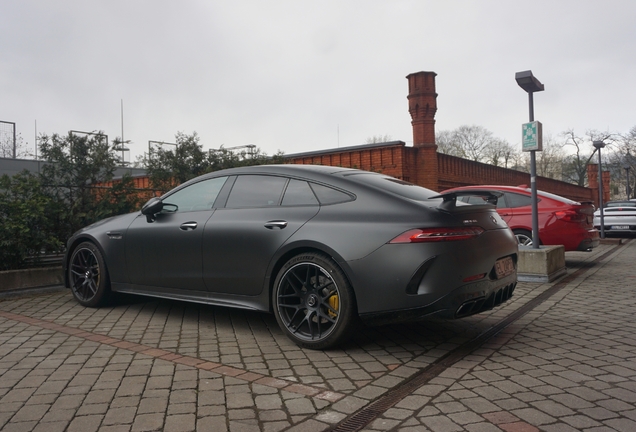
587 164 611 207
407 71 438 147
407 71 439 190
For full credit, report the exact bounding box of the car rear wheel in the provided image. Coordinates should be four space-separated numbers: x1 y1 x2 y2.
68 242 111 307
513 229 533 246
273 252 356 350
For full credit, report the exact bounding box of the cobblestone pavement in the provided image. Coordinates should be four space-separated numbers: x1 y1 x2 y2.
0 240 634 431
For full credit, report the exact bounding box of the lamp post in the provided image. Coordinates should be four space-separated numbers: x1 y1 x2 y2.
515 70 544 249
593 140 606 239
625 165 631 200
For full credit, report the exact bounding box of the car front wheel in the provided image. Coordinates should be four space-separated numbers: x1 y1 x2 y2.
273 252 356 350
68 242 111 307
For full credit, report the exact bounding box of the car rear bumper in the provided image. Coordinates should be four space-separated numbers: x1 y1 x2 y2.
359 272 517 325
594 224 636 233
575 229 600 251
541 225 599 251
346 227 519 319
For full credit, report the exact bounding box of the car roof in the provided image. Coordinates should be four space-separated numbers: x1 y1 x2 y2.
208 164 359 176
171 164 392 196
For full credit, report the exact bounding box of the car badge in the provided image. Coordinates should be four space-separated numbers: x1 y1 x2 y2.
490 216 498 225
463 219 478 224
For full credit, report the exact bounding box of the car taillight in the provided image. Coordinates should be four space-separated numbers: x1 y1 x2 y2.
554 210 586 222
389 227 485 243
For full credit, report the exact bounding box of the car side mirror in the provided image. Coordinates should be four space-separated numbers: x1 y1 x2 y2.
141 197 164 223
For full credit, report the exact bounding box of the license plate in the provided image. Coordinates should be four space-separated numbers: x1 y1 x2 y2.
612 225 630 230
495 256 515 279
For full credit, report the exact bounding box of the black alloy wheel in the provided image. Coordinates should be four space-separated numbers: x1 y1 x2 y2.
69 242 111 307
273 252 355 350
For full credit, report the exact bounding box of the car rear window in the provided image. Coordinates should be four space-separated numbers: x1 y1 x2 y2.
537 190 578 205
347 173 438 201
607 202 636 208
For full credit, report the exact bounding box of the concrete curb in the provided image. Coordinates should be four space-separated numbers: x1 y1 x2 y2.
0 267 63 292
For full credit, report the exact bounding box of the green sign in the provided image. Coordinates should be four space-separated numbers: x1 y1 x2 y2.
522 121 543 152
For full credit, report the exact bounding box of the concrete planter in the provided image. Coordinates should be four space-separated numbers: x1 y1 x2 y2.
517 245 566 283
0 267 64 292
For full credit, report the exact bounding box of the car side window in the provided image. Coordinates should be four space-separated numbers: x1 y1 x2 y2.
504 192 533 208
310 183 353 205
225 175 288 208
163 176 228 212
281 179 319 206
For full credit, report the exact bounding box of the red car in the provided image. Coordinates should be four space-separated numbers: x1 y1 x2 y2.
442 185 600 251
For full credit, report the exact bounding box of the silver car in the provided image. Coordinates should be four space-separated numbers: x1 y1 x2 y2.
594 200 636 234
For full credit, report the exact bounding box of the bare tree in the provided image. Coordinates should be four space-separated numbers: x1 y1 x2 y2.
365 134 393 144
435 129 464 157
436 125 518 167
484 138 518 168
561 129 615 186
534 134 567 180
605 125 636 198
0 132 32 159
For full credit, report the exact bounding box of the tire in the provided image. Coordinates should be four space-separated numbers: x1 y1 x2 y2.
68 242 111 307
272 252 356 350
513 229 534 247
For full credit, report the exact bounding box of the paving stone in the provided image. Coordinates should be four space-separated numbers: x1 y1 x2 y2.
1 244 635 431
131 413 164 431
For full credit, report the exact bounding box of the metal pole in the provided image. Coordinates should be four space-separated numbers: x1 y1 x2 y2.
528 92 540 249
13 122 16 159
626 167 631 200
598 149 605 239
121 99 125 163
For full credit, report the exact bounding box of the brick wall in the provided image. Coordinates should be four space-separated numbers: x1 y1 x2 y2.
287 142 409 180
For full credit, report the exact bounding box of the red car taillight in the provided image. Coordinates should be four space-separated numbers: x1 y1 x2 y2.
554 210 586 223
389 227 485 243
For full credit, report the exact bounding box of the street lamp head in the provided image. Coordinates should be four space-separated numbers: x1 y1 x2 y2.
515 70 545 93
593 140 606 149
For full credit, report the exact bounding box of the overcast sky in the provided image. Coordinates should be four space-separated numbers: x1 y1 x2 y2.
2 0 635 162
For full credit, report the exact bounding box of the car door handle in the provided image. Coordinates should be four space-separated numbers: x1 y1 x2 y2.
264 220 288 230
180 222 198 231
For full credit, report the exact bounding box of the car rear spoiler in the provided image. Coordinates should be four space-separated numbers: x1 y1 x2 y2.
429 190 502 211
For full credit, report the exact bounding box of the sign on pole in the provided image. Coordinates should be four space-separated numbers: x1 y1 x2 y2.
522 121 543 152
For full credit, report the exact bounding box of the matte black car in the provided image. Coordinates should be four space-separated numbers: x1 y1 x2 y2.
64 165 518 349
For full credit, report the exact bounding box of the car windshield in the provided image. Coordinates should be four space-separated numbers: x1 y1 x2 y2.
347 173 438 202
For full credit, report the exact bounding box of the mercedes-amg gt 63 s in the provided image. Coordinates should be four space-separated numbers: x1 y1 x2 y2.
65 165 518 349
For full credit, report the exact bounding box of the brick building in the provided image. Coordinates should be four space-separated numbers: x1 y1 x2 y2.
287 71 610 207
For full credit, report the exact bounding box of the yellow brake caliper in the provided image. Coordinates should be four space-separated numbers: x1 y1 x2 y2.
328 294 339 318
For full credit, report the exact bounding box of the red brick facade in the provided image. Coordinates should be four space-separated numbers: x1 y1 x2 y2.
288 71 608 206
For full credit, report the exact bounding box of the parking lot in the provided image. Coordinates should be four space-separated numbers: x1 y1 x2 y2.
0 240 635 431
